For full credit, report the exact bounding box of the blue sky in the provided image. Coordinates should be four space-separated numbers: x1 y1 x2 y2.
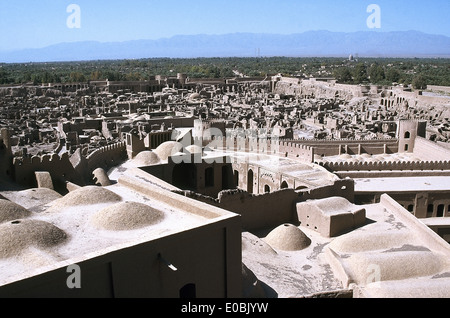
0 0 449 51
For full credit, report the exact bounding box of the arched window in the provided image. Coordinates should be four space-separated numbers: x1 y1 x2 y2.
264 185 271 193
281 181 289 189
437 205 445 217
404 131 411 139
247 170 254 194
180 283 196 298
234 170 239 188
205 167 214 187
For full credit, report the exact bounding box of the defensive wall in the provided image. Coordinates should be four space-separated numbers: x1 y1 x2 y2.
85 141 127 173
13 152 81 191
291 138 399 157
205 135 401 162
413 136 450 161
11 141 127 191
206 136 315 163
0 129 13 182
319 160 450 179
427 85 450 94
175 179 354 232
273 78 375 100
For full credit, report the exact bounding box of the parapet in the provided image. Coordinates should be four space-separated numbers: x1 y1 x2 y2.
296 197 366 237
319 160 450 172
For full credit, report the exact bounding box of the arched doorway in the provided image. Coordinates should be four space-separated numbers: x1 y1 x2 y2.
180 283 196 298
234 170 239 188
247 169 254 194
172 163 197 191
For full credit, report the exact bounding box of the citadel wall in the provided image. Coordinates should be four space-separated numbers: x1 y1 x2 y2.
13 153 81 191
176 179 354 232
273 78 371 100
0 129 13 182
413 136 450 161
86 141 127 173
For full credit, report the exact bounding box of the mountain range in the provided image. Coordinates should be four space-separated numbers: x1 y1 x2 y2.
1 30 449 63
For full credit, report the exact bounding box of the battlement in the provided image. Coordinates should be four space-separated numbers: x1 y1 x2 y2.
13 152 70 166
86 141 127 172
194 119 227 124
86 141 127 161
289 137 396 143
319 160 450 172
12 152 79 190
193 136 315 162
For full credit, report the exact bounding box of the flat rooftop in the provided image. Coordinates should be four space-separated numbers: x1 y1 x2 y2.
242 195 450 298
354 176 450 193
215 149 339 187
318 152 422 164
0 174 238 287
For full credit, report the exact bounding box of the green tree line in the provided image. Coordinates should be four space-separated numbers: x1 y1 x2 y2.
0 57 449 89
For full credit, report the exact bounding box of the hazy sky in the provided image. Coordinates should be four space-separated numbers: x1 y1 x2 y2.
0 0 449 51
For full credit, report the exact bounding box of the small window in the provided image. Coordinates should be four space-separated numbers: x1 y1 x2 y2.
264 185 271 193
407 205 414 213
404 131 411 139
404 144 409 151
427 204 434 217
205 167 214 187
437 205 445 218
180 283 196 299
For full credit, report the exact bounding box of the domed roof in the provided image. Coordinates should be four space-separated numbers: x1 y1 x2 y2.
0 200 32 224
134 151 161 166
189 93 201 100
0 219 67 258
185 144 203 154
48 186 122 210
90 201 165 231
264 224 311 251
153 141 183 160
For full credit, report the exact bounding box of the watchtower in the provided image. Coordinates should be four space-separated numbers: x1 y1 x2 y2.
397 120 427 153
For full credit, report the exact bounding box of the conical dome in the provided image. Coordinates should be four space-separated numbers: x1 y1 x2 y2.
154 141 183 160
134 151 161 166
0 219 67 258
0 199 32 224
90 201 165 231
48 186 122 210
264 224 311 251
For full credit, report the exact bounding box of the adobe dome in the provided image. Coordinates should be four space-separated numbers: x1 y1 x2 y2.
134 151 161 166
0 219 67 258
339 154 352 159
1 188 62 210
185 144 203 154
90 201 165 231
48 186 122 210
189 93 201 100
153 141 183 160
0 200 32 224
329 231 416 254
264 224 311 251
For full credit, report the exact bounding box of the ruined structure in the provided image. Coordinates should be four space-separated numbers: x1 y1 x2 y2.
0 74 449 298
